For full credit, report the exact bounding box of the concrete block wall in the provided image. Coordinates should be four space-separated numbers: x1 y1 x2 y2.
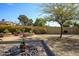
46 27 79 34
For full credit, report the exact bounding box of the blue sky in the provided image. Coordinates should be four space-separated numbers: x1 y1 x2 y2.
0 3 60 26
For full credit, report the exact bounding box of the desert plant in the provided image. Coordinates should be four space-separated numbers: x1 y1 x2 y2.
16 29 21 34
4 29 10 33
33 27 47 34
42 3 79 38
24 27 32 32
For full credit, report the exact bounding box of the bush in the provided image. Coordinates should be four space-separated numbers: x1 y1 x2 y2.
8 28 16 34
24 27 32 32
4 29 10 33
0 28 5 33
33 27 47 34
0 25 47 34
3 29 12 36
21 29 25 32
63 30 68 34
16 29 21 34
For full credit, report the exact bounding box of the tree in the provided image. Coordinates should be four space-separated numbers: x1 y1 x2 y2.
27 19 33 26
18 15 29 26
63 20 73 27
73 22 79 27
34 18 47 26
42 3 79 38
18 15 33 26
1 19 5 22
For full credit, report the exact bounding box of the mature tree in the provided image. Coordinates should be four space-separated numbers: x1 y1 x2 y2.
18 15 33 26
18 15 29 26
42 3 79 38
27 19 33 26
73 22 79 27
34 18 47 26
1 19 5 22
63 20 73 27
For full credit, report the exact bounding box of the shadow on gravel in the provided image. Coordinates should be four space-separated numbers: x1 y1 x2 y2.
47 37 79 55
40 40 55 56
0 40 55 56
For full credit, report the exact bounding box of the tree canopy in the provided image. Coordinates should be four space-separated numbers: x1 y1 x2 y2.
41 3 79 38
34 18 47 26
18 15 33 26
42 3 79 25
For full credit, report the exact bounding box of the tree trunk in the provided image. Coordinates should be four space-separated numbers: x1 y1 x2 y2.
60 25 63 38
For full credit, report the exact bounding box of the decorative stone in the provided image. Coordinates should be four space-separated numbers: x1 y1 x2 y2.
0 40 50 56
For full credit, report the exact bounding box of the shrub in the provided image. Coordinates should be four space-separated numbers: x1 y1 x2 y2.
8 28 16 33
24 27 32 32
0 25 48 34
0 28 5 33
16 29 21 34
4 29 10 33
21 29 25 32
63 30 68 34
33 27 47 34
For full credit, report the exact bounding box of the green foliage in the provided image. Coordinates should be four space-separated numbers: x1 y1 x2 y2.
42 3 79 38
33 27 47 34
21 29 25 32
18 15 29 26
16 29 21 33
34 18 47 26
27 19 33 26
29 30 33 33
0 25 48 34
4 29 10 33
24 27 32 32
18 15 33 26
9 28 16 33
1 19 5 22
0 28 5 33
63 20 73 27
73 22 79 27
42 3 79 25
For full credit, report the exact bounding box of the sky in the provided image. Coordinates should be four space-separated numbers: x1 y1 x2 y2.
0 3 60 27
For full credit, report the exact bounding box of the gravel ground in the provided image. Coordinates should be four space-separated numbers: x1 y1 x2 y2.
0 34 79 56
0 35 20 41
0 34 79 41
0 41 47 56
47 37 79 56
